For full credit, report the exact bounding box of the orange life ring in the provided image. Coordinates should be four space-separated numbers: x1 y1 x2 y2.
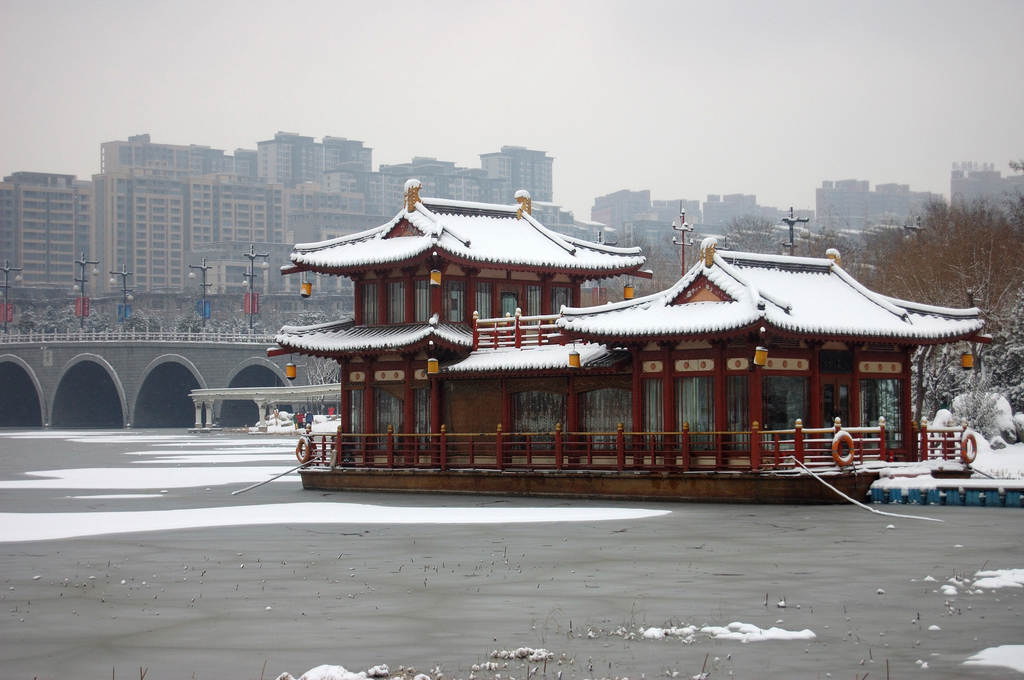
295 435 312 464
832 430 855 466
960 432 978 465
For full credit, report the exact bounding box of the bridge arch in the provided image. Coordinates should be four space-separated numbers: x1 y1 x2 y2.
0 354 46 427
52 353 127 428
133 354 209 428
220 357 288 427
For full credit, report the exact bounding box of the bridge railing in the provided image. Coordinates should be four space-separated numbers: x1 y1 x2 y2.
0 329 276 344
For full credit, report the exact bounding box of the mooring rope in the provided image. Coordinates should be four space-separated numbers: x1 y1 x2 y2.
231 460 314 496
788 457 943 523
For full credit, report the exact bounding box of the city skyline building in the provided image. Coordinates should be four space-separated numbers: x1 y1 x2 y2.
480 146 554 204
0 172 92 287
951 162 1024 203
816 179 939 231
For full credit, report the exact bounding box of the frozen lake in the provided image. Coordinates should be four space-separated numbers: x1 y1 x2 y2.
0 429 1021 679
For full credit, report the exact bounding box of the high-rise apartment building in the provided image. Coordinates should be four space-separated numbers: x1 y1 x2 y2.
951 163 1024 202
816 179 938 230
480 146 554 203
0 173 92 287
101 134 257 180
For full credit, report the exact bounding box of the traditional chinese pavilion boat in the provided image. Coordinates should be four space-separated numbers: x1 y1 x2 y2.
269 180 985 503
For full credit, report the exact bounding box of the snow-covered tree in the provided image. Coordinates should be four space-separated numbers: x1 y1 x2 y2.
988 286 1024 412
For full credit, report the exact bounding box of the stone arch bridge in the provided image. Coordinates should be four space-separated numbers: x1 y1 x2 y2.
0 330 326 429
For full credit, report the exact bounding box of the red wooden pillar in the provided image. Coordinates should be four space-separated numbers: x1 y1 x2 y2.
554 423 563 470
377 273 387 326
662 343 675 467
571 278 581 308
467 269 478 318
339 358 349 434
850 343 862 429
403 355 413 435
540 276 552 315
809 343 821 428
793 419 804 464
364 358 375 435
750 349 764 431
631 347 642 432
404 271 415 323
353 279 364 325
495 424 504 471
430 376 442 434
616 422 625 471
501 377 510 433
902 348 914 460
751 421 762 470
431 265 444 320
714 341 727 432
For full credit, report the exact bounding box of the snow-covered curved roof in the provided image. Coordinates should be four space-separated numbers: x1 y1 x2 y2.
443 342 626 374
287 197 646 277
273 319 472 356
559 250 984 343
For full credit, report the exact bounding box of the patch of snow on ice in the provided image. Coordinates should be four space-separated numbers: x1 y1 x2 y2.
642 625 698 640
963 645 1024 673
929 625 941 631
701 622 815 643
973 569 1024 589
940 585 958 596
0 502 669 543
491 647 554 662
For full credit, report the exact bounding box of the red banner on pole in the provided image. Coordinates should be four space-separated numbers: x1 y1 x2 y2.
2 303 12 323
74 297 90 317
244 292 259 314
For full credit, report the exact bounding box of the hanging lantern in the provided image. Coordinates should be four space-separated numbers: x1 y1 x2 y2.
568 350 581 368
961 350 974 370
300 281 312 298
430 269 442 287
286 362 297 380
753 346 769 367
623 284 634 300
427 357 439 374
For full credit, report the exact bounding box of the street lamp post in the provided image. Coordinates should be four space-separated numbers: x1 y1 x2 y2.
188 257 213 330
108 264 133 325
671 202 694 275
73 252 100 330
780 206 810 257
2 260 24 334
242 245 270 333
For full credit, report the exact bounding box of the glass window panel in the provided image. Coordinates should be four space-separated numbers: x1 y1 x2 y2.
512 390 566 433
443 280 465 322
414 280 430 322
860 378 903 446
348 389 364 434
762 376 808 430
413 387 430 434
727 375 749 431
642 378 663 433
475 282 492 319
501 291 518 317
361 283 378 325
525 285 542 316
374 388 404 433
551 286 572 312
388 280 405 324
579 388 632 433
675 377 715 431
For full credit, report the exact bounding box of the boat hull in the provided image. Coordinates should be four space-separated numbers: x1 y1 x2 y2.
298 467 880 504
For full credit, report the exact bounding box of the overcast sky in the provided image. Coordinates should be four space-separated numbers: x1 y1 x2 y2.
2 0 1021 218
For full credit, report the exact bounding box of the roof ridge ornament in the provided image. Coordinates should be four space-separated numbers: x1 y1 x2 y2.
515 189 532 219
826 248 842 267
700 237 718 267
404 179 422 212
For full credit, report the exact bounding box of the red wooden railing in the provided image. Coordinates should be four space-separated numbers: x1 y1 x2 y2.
916 418 970 462
300 418 904 473
472 311 564 351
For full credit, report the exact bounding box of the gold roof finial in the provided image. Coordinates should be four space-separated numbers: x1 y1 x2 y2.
826 248 842 267
404 179 422 212
515 189 532 219
700 237 718 267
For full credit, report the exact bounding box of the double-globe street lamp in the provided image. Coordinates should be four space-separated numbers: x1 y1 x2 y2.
188 257 213 330
72 252 100 330
242 245 270 333
108 264 133 325
2 259 24 334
